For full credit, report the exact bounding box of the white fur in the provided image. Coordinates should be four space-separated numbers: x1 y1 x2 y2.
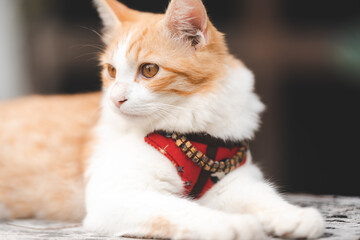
154 66 265 141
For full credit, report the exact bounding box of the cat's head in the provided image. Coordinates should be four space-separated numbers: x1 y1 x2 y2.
94 0 264 139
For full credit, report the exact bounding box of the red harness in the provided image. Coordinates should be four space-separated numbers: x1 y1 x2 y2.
145 132 247 199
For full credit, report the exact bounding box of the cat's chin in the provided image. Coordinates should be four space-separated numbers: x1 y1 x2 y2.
109 104 149 120
113 108 142 118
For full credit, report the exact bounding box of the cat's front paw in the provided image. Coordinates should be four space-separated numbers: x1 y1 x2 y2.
230 215 267 240
212 215 266 240
266 207 324 239
186 214 266 240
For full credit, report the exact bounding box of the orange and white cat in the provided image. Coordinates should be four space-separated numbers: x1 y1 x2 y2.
0 0 324 239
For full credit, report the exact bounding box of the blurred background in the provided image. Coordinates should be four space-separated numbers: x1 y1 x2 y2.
0 0 359 196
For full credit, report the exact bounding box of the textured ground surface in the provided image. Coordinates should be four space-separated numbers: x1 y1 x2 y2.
0 194 359 240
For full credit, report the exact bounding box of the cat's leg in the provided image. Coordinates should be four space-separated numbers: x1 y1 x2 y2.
198 162 324 239
84 188 266 240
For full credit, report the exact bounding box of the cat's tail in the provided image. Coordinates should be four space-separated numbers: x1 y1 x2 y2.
0 202 10 220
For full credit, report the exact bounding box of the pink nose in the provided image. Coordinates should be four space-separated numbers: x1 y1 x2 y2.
112 99 128 108
110 82 129 108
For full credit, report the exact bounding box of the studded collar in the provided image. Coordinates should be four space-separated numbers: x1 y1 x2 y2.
145 131 249 198
157 131 249 175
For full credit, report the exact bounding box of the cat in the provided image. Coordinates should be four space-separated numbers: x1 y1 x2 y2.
0 0 325 239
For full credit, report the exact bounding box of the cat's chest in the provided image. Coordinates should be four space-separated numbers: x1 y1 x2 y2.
96 127 167 166
88 125 184 193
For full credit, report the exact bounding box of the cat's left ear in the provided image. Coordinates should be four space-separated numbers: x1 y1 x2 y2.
93 0 138 38
164 0 209 49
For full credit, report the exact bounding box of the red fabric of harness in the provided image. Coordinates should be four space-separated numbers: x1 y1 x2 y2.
145 132 247 198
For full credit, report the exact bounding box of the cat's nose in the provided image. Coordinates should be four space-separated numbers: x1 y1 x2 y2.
110 82 129 108
112 98 128 108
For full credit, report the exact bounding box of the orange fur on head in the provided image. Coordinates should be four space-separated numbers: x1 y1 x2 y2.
99 0 229 96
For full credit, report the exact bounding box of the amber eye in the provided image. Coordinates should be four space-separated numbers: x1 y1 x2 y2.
141 63 159 79
107 64 117 79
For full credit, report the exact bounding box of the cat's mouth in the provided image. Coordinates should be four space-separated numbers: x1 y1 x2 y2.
110 101 146 118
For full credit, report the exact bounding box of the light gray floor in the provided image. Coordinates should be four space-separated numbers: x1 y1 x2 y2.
0 194 359 240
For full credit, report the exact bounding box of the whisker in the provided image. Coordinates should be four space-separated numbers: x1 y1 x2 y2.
72 52 100 61
77 25 104 40
86 56 102 63
70 44 105 52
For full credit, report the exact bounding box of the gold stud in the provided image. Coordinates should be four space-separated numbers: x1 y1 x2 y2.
201 155 209 164
181 145 189 152
171 133 178 140
219 161 225 171
176 139 184 147
210 162 219 173
186 151 194 158
233 157 240 165
207 159 214 167
192 156 200 163
225 159 231 168
204 164 211 171
239 152 246 162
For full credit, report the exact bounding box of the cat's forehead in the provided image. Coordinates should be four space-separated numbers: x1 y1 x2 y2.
104 20 176 65
111 30 154 66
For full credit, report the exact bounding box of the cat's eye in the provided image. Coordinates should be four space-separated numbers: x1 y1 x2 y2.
141 63 159 79
107 64 117 79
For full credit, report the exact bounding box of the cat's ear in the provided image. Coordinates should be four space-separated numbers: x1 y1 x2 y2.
93 0 137 34
164 0 209 49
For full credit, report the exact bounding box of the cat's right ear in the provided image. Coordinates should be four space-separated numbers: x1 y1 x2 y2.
164 0 209 49
93 0 136 41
